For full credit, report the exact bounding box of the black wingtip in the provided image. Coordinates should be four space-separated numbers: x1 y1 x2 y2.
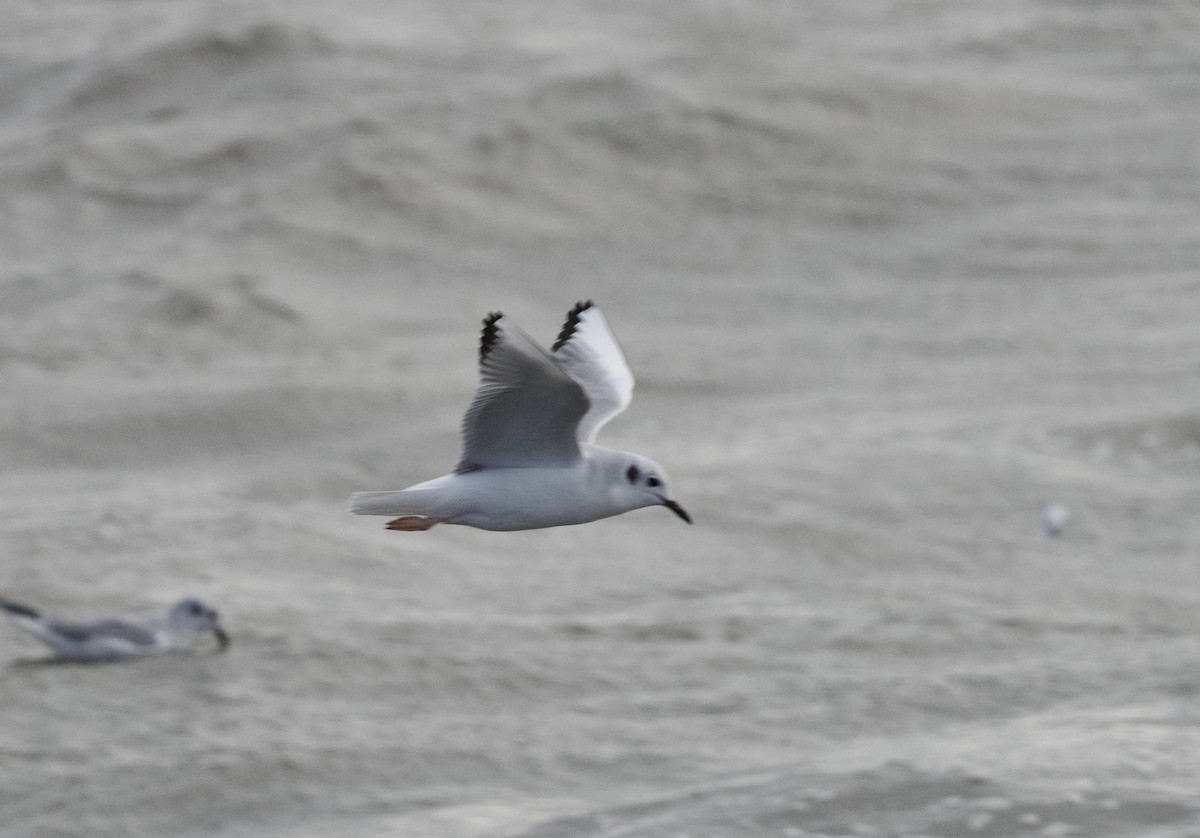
552 300 595 351
0 598 40 620
480 312 503 363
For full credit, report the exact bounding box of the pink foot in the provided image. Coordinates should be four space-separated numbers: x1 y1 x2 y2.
385 516 447 532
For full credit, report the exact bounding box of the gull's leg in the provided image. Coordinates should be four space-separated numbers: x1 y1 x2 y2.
385 516 448 532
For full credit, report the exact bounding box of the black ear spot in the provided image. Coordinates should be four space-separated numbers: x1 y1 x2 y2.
626 465 640 484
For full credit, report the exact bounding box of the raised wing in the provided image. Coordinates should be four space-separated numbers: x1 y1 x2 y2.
551 301 634 444
456 311 590 471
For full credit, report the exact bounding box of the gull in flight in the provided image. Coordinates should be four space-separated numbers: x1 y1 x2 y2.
351 300 691 531
0 595 230 660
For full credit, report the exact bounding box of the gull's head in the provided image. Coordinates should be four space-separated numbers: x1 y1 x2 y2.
613 453 691 524
168 597 230 651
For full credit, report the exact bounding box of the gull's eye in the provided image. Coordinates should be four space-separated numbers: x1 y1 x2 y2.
647 476 661 488
626 465 640 484
188 602 204 616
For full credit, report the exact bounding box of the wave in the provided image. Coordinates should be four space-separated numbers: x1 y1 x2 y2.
510 762 1200 838
62 20 335 118
1052 413 1200 471
0 271 302 370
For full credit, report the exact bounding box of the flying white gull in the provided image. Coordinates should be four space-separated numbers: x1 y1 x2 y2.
0 596 230 660
351 300 691 531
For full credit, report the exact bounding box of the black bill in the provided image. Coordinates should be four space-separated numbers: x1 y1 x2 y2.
663 499 692 524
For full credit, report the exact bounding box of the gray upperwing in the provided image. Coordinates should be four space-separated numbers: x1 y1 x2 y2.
456 312 589 471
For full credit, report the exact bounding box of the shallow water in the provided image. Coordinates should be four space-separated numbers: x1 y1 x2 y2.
3 2 1200 836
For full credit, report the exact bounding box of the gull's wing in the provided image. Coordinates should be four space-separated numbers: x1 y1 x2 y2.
551 301 634 444
1 598 156 656
455 311 590 471
46 618 157 648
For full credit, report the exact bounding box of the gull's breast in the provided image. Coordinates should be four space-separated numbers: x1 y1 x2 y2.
449 464 621 531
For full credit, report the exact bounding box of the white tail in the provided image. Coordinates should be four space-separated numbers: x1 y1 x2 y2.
349 488 440 517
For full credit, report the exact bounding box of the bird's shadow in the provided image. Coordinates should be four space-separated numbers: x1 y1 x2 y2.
5 645 228 671
7 654 145 669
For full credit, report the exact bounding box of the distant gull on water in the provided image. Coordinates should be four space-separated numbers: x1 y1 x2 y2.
350 300 691 531
0 596 230 660
1041 504 1069 539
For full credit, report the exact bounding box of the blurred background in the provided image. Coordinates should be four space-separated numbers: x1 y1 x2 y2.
2 1 1200 836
